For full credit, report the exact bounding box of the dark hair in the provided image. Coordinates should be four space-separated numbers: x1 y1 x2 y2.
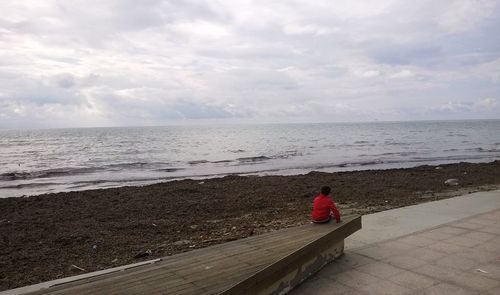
321 186 331 195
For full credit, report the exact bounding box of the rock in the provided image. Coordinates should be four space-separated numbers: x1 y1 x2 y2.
444 178 459 186
189 225 198 230
173 239 191 246
134 249 152 259
112 258 118 263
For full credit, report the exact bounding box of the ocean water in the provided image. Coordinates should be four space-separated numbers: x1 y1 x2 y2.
1 120 500 198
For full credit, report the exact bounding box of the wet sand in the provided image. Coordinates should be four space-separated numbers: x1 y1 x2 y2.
1 160 500 290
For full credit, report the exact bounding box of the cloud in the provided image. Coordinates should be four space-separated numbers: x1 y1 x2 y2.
283 23 336 36
473 97 498 110
390 70 414 79
429 98 498 113
0 0 499 128
361 70 381 78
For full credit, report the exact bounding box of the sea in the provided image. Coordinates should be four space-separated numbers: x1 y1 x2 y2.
1 120 500 198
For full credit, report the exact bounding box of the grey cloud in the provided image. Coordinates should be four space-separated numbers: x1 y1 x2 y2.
168 100 239 119
0 0 499 128
367 43 443 66
52 74 76 88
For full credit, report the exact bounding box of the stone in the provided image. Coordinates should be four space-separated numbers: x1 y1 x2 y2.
444 178 459 186
173 239 191 246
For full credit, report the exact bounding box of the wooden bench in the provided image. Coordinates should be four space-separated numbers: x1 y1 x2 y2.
8 215 361 295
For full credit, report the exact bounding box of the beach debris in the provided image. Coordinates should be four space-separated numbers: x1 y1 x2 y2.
475 269 489 274
435 166 443 170
463 172 467 175
189 245 196 248
199 181 205 185
444 178 459 186
201 238 220 243
152 223 157 227
92 245 97 251
112 258 118 263
70 264 86 272
232 226 237 230
134 249 152 259
189 225 198 230
173 239 191 246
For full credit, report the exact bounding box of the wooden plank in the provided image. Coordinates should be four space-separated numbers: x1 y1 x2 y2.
129 264 263 295
26 216 360 295
220 215 361 295
84 255 248 294
114 278 200 295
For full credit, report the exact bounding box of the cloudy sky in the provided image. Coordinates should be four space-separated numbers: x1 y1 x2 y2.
0 0 499 128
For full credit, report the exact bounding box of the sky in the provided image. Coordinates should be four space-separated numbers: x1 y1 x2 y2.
0 0 499 128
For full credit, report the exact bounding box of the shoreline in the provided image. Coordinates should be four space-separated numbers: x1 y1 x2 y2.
2 158 498 199
1 160 500 290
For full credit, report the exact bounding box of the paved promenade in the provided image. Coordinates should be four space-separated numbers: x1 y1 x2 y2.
293 189 500 294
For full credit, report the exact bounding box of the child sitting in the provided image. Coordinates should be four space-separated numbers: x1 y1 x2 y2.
311 186 341 224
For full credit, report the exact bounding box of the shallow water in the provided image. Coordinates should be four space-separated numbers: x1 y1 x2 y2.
1 120 500 197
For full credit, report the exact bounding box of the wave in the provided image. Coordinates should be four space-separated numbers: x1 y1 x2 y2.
273 150 302 159
337 161 382 167
338 143 376 148
229 149 246 153
188 160 210 165
0 161 176 181
235 151 302 163
0 182 63 189
236 156 271 163
465 147 500 153
212 160 232 163
156 168 185 172
378 152 418 156
0 167 98 181
325 154 498 170
103 162 168 169
384 141 412 146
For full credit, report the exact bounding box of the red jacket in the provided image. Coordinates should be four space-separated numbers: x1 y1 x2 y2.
311 193 341 222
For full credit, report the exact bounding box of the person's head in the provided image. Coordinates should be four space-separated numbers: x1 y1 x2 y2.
321 186 331 196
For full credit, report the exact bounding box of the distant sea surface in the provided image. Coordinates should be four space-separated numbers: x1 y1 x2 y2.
1 120 500 198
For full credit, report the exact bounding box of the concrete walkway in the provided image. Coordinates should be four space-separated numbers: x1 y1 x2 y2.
293 189 500 294
346 189 500 250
